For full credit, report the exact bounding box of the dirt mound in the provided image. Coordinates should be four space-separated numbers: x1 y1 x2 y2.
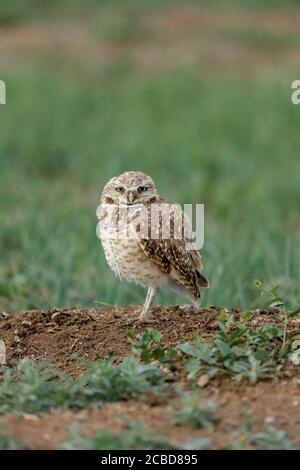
0 305 223 375
2 305 294 374
1 306 300 449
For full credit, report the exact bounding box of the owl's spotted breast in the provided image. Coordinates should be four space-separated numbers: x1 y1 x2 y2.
100 235 166 287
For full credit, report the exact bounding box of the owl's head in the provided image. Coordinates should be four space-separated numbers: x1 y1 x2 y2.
101 171 159 206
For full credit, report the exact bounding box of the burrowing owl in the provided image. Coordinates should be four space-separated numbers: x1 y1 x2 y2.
97 171 209 322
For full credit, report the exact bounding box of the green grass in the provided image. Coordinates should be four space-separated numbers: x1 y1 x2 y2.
0 0 299 25
1 67 300 312
0 0 300 312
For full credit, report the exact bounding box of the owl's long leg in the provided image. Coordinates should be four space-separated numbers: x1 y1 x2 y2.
138 286 159 322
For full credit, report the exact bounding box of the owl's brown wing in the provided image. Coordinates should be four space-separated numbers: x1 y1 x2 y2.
136 202 209 299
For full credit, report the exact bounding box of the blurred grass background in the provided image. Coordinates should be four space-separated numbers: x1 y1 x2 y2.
0 0 300 311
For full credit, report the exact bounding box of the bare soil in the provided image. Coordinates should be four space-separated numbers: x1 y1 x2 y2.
0 306 300 449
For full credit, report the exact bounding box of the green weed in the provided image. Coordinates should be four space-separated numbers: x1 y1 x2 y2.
179 311 287 383
0 421 26 450
128 328 177 363
251 426 299 450
174 391 218 428
61 421 210 450
0 356 165 414
230 419 299 450
61 422 173 450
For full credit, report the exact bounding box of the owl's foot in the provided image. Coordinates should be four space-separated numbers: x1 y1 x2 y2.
182 305 204 314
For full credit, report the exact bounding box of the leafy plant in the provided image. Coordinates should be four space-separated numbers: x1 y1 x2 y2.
230 419 299 450
255 279 289 310
0 356 165 414
251 426 299 450
128 328 177 363
0 434 25 450
174 391 218 428
61 422 173 450
61 422 211 450
0 421 26 450
230 354 273 383
179 311 286 383
255 280 300 352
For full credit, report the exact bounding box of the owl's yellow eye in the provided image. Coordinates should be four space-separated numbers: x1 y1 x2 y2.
115 187 125 193
137 186 148 193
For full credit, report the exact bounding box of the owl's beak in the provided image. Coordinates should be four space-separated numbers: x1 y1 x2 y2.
127 191 135 204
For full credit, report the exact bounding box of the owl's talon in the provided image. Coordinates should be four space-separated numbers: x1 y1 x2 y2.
183 305 201 314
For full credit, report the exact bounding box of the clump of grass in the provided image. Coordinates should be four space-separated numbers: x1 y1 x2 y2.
61 421 211 450
174 391 218 429
0 356 165 414
128 328 177 363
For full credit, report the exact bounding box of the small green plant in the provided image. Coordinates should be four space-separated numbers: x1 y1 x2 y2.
0 421 26 449
128 328 177 363
61 422 173 450
174 390 218 429
230 419 299 450
0 434 25 450
230 354 273 383
61 422 211 450
251 426 299 450
179 311 286 383
255 280 300 353
0 356 165 414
